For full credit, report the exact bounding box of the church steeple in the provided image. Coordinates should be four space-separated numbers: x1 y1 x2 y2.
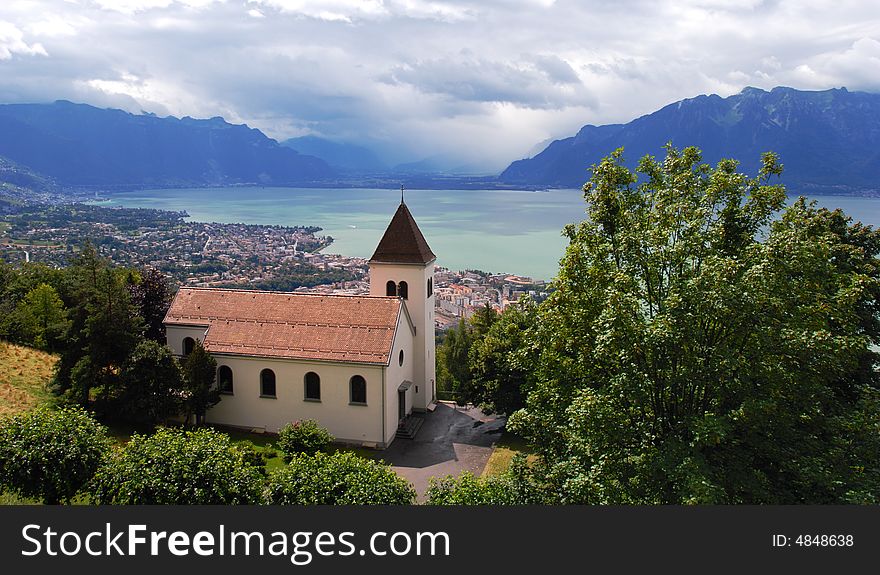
368 197 437 411
369 200 436 265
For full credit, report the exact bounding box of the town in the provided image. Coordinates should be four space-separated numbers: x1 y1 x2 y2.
0 199 550 330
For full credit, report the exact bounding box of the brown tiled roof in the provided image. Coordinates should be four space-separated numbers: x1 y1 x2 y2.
164 288 402 365
369 201 436 265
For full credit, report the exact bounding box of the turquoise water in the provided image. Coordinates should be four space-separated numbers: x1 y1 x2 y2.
101 187 880 281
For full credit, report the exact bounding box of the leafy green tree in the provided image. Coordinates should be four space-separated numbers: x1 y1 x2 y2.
128 267 172 343
435 332 452 395
0 406 111 504
15 283 70 351
0 262 67 345
277 419 334 461
439 304 500 405
509 145 880 504
180 339 219 426
264 451 416 505
90 427 264 504
442 317 473 404
118 339 184 427
468 300 537 415
469 302 499 338
54 244 143 407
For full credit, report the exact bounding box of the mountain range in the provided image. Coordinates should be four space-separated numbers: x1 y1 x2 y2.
0 101 334 188
1 87 879 194
501 86 880 194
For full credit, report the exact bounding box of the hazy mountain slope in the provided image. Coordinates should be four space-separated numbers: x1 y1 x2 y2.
281 135 387 172
500 87 880 193
0 101 335 187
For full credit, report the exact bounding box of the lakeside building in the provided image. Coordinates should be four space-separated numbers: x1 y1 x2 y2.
163 200 437 448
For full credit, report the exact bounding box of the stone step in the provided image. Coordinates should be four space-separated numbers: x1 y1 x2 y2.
396 415 424 439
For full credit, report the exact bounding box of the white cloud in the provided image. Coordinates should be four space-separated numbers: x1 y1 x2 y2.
814 37 880 90
0 21 48 59
91 0 174 13
91 0 224 14
248 0 477 23
248 0 389 22
26 16 80 38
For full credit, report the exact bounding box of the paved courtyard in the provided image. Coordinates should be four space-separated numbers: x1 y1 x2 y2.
373 402 505 501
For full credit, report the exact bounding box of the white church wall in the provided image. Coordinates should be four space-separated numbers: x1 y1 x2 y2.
368 261 436 412
204 354 386 445
166 324 209 355
383 312 415 445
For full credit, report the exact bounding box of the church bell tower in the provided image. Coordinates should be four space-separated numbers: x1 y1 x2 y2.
368 192 436 410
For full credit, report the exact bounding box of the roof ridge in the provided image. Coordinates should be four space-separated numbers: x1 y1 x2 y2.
166 285 401 366
177 287 399 300
167 316 395 329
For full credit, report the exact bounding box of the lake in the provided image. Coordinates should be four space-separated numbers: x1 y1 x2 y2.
101 187 880 281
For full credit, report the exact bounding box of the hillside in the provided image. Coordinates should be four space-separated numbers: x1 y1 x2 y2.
0 101 336 188
500 86 880 194
0 342 56 418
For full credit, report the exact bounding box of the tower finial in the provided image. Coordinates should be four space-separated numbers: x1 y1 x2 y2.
400 184 405 204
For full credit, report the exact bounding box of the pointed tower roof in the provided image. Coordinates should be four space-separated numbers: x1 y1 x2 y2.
369 201 436 265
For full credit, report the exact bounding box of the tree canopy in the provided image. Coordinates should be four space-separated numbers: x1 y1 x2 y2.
506 145 880 504
117 338 184 427
180 339 219 426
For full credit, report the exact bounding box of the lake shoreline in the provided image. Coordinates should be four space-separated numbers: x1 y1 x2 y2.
98 187 880 283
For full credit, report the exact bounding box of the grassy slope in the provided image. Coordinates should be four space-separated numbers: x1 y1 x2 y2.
0 342 58 504
0 341 57 418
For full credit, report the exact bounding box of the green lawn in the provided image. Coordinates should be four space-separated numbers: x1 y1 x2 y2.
482 432 537 477
217 425 379 474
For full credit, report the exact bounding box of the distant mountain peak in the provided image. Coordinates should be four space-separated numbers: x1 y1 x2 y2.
499 86 880 195
0 101 335 187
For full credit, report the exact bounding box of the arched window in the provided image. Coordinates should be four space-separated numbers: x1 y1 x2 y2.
427 277 433 298
350 375 367 405
218 365 234 395
398 281 408 300
304 371 321 401
183 337 195 356
260 369 276 398
399 349 404 367
386 280 397 296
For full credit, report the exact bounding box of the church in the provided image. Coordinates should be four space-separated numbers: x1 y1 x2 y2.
163 199 437 448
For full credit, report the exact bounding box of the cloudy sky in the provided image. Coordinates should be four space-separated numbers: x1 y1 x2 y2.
0 0 878 170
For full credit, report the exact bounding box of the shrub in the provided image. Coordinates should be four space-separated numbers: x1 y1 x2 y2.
265 451 416 505
277 419 333 460
90 427 264 504
117 338 183 426
0 406 111 504
426 454 548 505
232 442 268 477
